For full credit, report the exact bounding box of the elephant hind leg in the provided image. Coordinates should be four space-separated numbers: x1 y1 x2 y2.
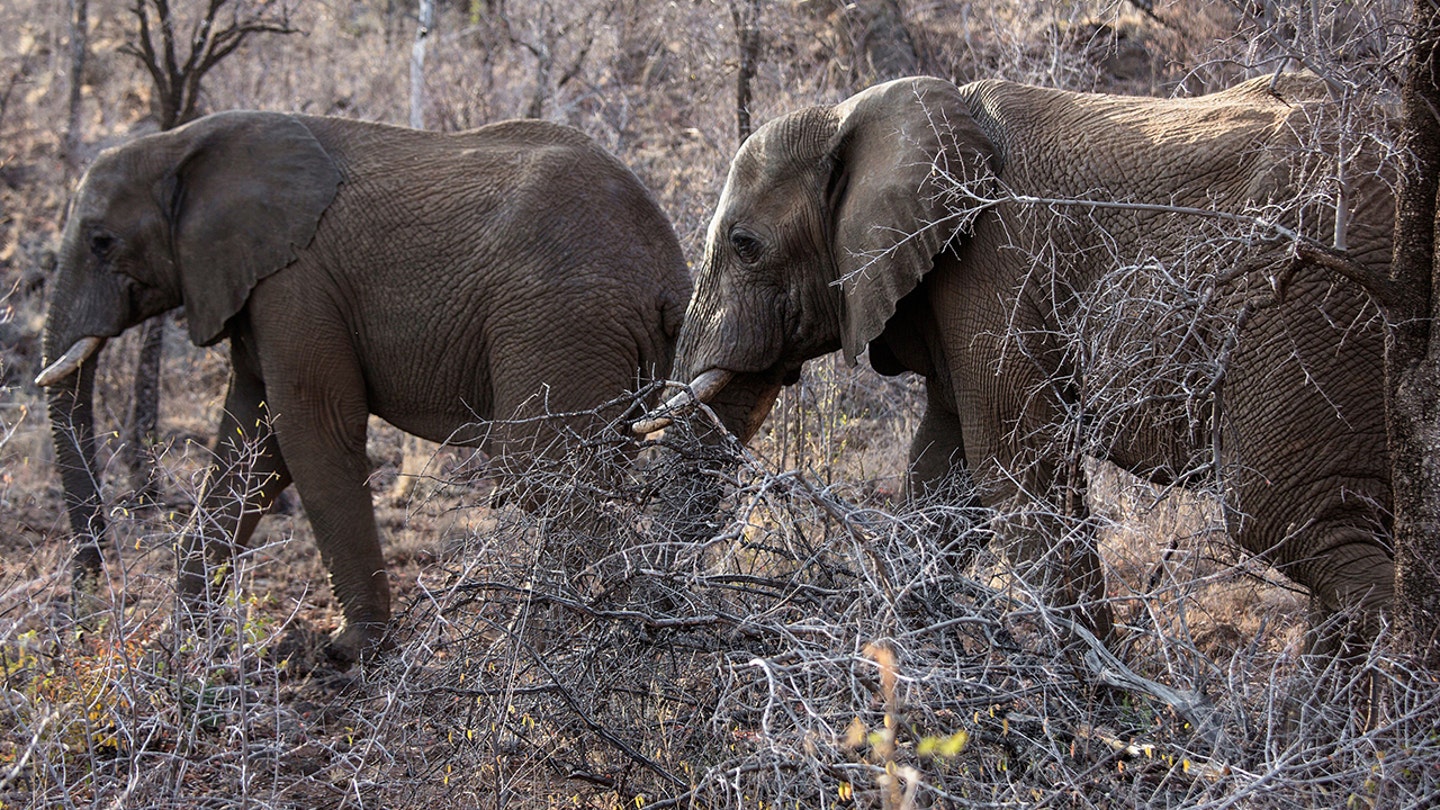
482 361 639 510
1284 530 1395 660
1268 523 1394 732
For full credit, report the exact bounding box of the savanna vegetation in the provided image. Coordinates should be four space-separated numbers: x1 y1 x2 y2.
1 1 1437 807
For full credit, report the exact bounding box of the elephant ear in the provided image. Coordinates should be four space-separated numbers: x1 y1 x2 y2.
825 77 998 363
160 111 342 346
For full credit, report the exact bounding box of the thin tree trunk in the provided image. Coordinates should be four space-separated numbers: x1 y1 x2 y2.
1388 0 1440 671
730 0 760 144
63 0 88 175
526 40 550 120
410 0 435 128
123 317 165 502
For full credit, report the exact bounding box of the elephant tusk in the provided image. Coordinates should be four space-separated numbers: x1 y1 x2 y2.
632 368 736 435
686 367 736 403
631 415 674 435
35 337 105 387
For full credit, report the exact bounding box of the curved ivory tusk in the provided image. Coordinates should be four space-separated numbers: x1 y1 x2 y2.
631 415 675 436
35 336 105 387
686 368 735 403
632 368 736 435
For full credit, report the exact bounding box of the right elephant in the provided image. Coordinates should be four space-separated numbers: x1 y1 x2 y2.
661 73 1395 649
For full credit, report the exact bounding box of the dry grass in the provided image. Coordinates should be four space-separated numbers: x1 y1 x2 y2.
2 1 1436 808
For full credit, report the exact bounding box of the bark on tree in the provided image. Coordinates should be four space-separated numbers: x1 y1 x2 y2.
121 0 298 130
730 0 760 144
820 0 918 87
410 0 435 128
63 0 88 176
1387 0 1440 671
504 3 605 121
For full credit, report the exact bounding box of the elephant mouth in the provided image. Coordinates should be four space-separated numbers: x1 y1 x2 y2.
632 364 793 439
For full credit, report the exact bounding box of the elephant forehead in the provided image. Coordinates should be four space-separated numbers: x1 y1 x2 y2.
75 149 155 218
723 170 812 221
722 137 826 216
726 138 784 193
74 164 124 212
739 108 835 175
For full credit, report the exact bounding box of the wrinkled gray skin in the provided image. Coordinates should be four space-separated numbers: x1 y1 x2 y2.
41 111 692 663
673 74 1394 650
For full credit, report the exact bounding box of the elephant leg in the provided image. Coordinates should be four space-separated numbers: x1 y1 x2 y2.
482 409 588 511
961 420 1114 640
905 380 983 554
988 456 1113 642
482 356 649 584
263 352 390 665
1285 526 1395 660
178 354 293 614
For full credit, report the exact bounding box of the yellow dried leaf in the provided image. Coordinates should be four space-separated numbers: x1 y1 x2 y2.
843 716 866 749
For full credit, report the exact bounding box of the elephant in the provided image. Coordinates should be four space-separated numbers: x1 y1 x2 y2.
652 73 1395 651
38 110 692 663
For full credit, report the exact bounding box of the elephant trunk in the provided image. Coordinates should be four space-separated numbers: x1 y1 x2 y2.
641 370 783 546
40 327 108 588
696 371 783 444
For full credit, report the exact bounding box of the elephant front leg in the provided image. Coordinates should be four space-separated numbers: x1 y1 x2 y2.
179 363 293 623
293 466 392 667
906 382 987 562
958 407 1114 641
268 382 391 666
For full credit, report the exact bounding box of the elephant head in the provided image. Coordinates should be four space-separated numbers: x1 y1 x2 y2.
38 112 341 583
667 78 997 434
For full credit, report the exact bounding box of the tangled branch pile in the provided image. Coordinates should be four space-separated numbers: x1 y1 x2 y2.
348 407 1440 808
2 387 1438 807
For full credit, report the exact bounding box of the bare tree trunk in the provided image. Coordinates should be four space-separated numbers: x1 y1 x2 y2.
730 0 760 143
506 4 605 121
123 317 164 502
124 0 298 130
1387 0 1440 672
63 0 88 175
526 38 551 120
830 0 918 86
411 0 435 128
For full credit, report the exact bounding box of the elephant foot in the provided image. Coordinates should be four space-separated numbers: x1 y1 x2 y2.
321 618 392 669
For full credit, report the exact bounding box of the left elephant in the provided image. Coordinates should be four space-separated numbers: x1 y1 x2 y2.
38 110 692 663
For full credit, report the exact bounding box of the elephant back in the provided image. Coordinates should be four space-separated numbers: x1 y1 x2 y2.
962 75 1341 204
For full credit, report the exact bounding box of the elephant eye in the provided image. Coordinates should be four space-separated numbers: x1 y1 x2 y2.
90 233 118 259
729 229 764 264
